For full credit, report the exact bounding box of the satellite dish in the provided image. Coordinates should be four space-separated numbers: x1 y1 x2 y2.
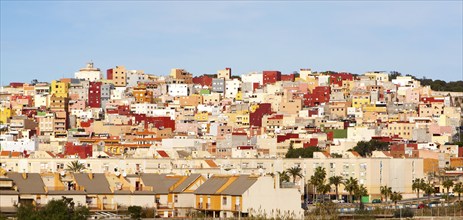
122 172 127 177
60 171 66 176
115 171 121 177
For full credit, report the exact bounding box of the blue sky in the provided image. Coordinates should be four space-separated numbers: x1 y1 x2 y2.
1 1 462 84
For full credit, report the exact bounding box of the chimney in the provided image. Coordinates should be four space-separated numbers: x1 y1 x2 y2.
88 173 94 180
22 172 28 179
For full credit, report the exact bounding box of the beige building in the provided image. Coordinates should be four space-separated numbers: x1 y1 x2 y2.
386 122 415 140
279 99 302 115
217 68 231 80
107 66 127 87
170 68 193 84
0 157 424 199
327 101 350 119
419 102 444 118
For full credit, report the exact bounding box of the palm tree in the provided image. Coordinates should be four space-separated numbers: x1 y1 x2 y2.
308 175 318 202
314 166 327 182
412 178 425 199
442 178 454 201
380 185 392 203
344 177 359 203
286 166 303 184
453 182 463 202
317 181 332 202
423 183 435 203
309 166 327 202
329 176 343 200
277 171 290 185
354 184 368 205
390 191 403 207
66 160 85 173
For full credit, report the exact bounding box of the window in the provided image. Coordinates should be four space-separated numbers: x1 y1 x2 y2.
222 197 227 205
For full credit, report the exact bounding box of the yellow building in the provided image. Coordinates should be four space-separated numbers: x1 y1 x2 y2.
194 112 209 122
235 91 243 101
50 80 69 98
132 84 153 103
352 93 370 108
0 107 12 124
363 104 387 113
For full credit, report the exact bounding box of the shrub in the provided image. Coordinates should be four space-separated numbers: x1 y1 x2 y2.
394 207 414 218
128 206 142 220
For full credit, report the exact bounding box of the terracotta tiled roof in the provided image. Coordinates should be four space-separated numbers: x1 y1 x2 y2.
205 159 218 168
157 150 169 158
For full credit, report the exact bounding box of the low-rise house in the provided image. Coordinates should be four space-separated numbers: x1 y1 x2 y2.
7 173 47 206
194 175 303 219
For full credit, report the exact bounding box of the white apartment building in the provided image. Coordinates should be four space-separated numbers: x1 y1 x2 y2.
74 62 102 82
0 137 38 152
241 72 263 85
225 79 241 99
130 103 176 120
126 70 148 88
34 94 49 108
167 84 189 97
318 75 330 86
110 87 126 100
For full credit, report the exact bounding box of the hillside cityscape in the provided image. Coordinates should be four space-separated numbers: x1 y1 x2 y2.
0 64 462 219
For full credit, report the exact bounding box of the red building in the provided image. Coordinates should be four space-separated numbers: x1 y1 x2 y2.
9 82 24 88
330 73 354 87
303 86 331 107
88 82 102 108
106 68 114 80
64 142 92 159
133 114 175 131
277 133 299 143
420 97 445 104
303 138 319 148
249 103 272 127
263 71 281 86
281 74 295 82
193 75 213 87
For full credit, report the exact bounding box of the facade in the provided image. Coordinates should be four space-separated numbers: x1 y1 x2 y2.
107 66 127 87
262 71 281 86
88 82 102 108
74 62 102 82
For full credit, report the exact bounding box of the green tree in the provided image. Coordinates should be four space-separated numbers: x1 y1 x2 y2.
286 166 303 184
329 175 343 200
351 140 390 157
317 181 332 202
453 182 463 201
285 147 321 158
412 178 426 199
310 167 327 202
343 177 359 203
66 160 85 173
380 185 392 203
17 204 41 220
442 178 454 201
16 197 89 220
390 191 403 207
277 171 290 185
423 183 435 203
354 184 368 205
